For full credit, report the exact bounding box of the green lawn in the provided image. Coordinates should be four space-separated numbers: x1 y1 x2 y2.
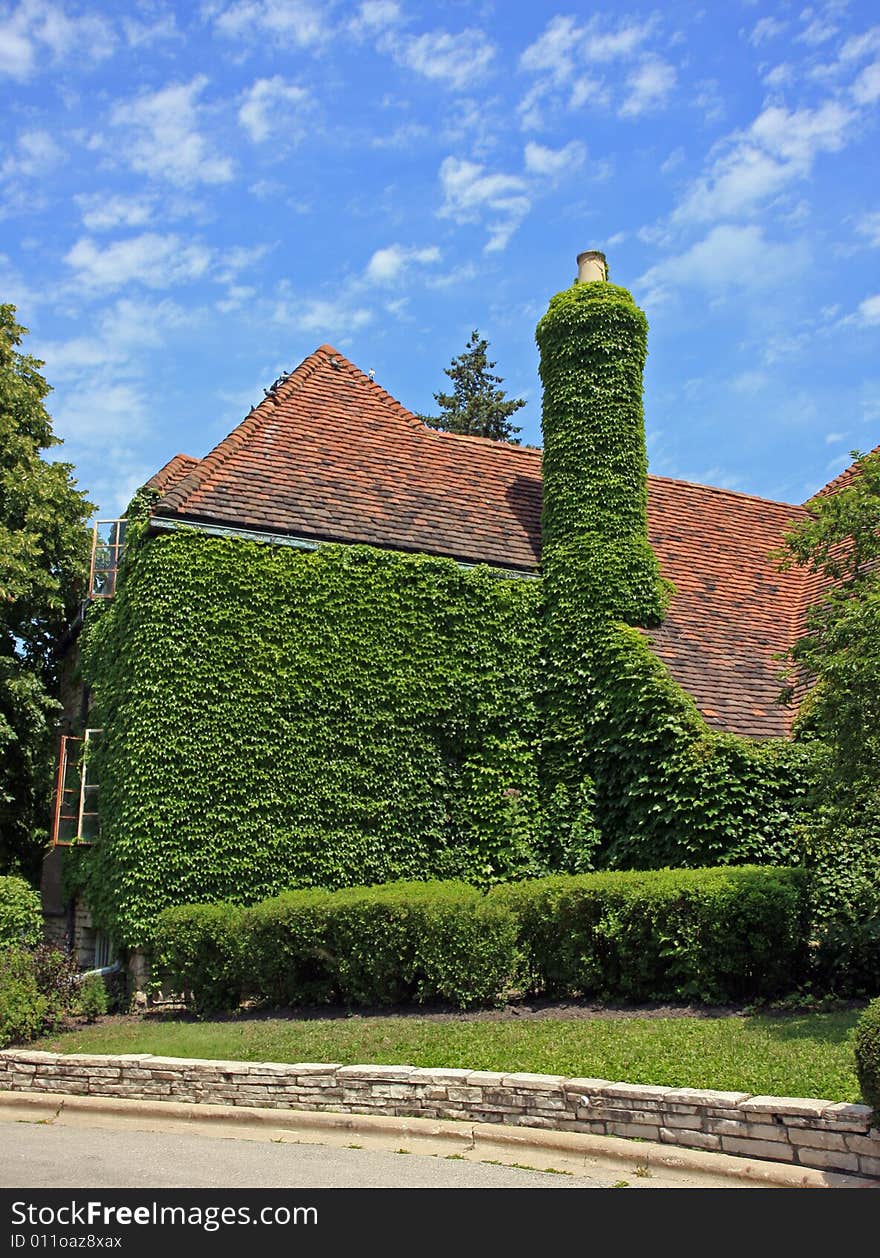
34 1009 863 1103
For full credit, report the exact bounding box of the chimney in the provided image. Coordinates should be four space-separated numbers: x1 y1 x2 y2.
535 252 665 627
576 250 607 284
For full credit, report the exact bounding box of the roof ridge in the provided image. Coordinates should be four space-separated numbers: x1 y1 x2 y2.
155 346 335 516
646 473 801 511
327 349 542 455
808 442 880 502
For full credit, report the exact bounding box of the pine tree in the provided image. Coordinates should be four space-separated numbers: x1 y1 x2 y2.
423 330 525 443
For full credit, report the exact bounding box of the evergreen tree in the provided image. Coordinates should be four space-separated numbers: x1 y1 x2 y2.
0 304 94 880
423 330 525 443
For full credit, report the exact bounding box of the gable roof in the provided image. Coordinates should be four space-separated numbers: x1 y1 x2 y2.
148 452 201 495
150 344 843 741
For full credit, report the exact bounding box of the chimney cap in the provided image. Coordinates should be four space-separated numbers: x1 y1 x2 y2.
576 250 608 284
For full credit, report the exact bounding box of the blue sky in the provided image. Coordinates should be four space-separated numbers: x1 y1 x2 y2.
2 0 879 517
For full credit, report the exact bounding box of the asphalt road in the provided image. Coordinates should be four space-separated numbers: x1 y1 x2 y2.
0 1119 622 1189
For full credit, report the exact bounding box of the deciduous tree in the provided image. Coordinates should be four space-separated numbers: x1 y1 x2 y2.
0 304 94 880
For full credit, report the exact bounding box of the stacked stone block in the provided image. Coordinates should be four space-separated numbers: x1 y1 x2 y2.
1 1050 877 1179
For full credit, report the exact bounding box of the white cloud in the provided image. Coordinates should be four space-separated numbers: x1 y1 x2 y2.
65 233 212 292
211 0 326 46
523 139 586 177
1 128 61 178
858 294 880 325
37 297 190 378
76 193 154 232
620 56 676 117
730 369 770 395
41 296 196 514
520 14 580 84
763 62 793 89
123 13 179 48
109 76 234 188
0 0 114 80
364 243 441 286
857 210 880 247
839 26 880 62
638 224 809 307
438 155 530 253
238 76 312 143
272 288 373 337
797 16 838 46
673 101 855 224
519 14 671 127
748 16 786 46
825 430 847 443
0 250 39 312
853 59 880 104
382 27 495 91
349 0 400 37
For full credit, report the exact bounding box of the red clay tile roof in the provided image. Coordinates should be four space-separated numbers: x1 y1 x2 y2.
147 453 201 495
150 344 855 740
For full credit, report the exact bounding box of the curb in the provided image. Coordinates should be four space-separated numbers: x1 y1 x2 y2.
2 1091 876 1189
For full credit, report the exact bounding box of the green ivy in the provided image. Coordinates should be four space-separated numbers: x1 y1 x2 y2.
535 277 814 866
71 276 817 945
79 529 546 944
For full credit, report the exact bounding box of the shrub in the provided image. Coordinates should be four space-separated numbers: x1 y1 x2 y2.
243 888 337 1007
152 903 245 1015
30 944 80 1026
0 949 48 1048
76 972 108 1022
489 865 810 1004
157 881 519 1012
855 998 880 1113
0 875 42 950
321 881 517 1009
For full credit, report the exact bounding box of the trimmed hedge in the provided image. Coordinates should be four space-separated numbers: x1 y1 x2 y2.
153 867 809 1013
152 903 246 1015
245 880 517 1010
489 865 810 1004
855 998 880 1112
0 875 42 950
154 880 518 1012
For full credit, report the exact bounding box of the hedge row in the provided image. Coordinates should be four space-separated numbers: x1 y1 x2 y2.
153 866 810 1013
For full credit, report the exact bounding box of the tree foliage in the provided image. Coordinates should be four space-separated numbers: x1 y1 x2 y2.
779 450 880 989
0 304 94 879
423 330 525 443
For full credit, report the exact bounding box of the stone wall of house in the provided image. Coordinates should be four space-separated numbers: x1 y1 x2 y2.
2 1051 878 1179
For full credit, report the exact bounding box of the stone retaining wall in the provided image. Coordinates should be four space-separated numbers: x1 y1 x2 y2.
2 1050 878 1179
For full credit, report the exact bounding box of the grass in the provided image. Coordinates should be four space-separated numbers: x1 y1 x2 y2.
33 1008 863 1102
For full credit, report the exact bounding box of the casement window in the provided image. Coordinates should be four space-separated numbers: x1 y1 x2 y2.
52 729 102 846
89 519 127 599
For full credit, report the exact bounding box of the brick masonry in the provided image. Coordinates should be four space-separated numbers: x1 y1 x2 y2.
1 1050 878 1179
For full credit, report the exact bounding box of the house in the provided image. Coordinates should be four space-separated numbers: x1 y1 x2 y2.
41 253 869 972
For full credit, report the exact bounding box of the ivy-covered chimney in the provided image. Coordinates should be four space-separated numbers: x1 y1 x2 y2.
535 254 667 863
536 252 665 626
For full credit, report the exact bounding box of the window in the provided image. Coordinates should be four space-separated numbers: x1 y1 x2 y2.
89 519 127 599
52 729 102 846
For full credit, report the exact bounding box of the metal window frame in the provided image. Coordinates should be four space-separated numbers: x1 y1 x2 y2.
52 729 102 846
89 519 127 599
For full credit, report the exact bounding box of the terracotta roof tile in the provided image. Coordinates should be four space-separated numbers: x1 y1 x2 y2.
147 453 200 495
150 345 868 740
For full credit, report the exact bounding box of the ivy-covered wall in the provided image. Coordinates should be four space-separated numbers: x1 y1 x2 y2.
71 272 816 946
77 529 546 943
